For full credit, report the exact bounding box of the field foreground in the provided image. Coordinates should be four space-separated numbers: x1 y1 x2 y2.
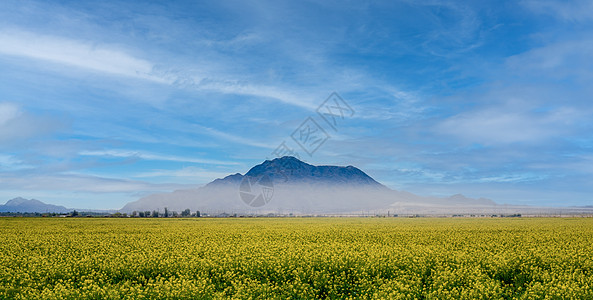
0 217 592 299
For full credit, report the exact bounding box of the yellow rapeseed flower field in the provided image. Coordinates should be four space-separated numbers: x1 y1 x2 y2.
0 217 592 299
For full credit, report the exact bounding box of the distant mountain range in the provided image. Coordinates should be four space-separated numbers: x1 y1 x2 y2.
121 156 497 214
0 197 70 213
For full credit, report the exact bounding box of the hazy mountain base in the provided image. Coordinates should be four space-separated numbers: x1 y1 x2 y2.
120 182 498 215
121 156 499 215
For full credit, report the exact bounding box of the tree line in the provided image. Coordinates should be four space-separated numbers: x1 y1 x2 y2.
130 208 201 218
0 208 201 218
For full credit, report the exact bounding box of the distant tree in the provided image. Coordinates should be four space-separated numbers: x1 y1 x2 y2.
71 210 78 217
152 210 159 218
172 211 178 217
132 211 138 217
196 210 201 218
138 211 145 218
181 209 191 217
145 211 151 218
164 207 169 218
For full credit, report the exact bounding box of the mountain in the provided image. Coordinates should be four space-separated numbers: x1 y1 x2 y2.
243 156 385 187
121 156 495 214
0 197 70 213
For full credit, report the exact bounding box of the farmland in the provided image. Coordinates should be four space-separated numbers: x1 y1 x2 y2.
0 217 592 299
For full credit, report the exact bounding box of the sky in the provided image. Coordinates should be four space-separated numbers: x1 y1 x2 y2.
1 0 592 209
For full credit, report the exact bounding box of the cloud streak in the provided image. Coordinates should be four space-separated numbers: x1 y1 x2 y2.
0 30 169 83
521 0 593 22
0 172 191 194
79 150 239 166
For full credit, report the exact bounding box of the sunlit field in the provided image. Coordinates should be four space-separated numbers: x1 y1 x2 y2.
1 217 592 299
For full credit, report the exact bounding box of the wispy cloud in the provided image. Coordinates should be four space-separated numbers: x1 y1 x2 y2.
79 150 239 166
0 172 191 194
190 124 275 149
0 28 321 111
412 0 485 57
0 154 32 171
197 80 318 111
0 30 169 83
521 0 593 22
506 38 593 81
133 166 234 183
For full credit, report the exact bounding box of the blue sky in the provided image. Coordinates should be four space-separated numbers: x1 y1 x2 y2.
1 0 592 209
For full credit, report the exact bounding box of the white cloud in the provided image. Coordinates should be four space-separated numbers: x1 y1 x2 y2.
437 102 581 145
0 29 170 83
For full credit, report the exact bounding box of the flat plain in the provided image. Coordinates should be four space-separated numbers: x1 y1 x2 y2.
0 217 591 299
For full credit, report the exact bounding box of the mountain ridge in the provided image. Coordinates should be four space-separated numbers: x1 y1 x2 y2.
238 156 384 187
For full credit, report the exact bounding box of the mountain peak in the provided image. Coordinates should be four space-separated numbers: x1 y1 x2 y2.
263 156 312 169
5 197 29 206
270 156 301 162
